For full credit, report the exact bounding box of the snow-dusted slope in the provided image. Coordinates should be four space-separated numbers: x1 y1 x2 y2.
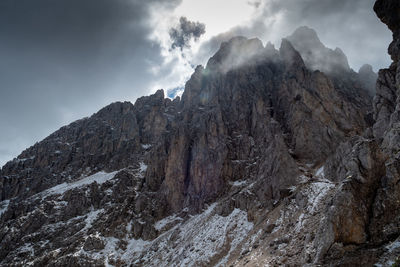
0 160 341 266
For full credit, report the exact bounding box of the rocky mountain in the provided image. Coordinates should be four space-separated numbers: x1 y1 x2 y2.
287 26 378 97
0 1 397 266
286 26 351 75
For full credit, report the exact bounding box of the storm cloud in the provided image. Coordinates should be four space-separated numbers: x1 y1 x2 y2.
169 17 206 50
0 0 181 166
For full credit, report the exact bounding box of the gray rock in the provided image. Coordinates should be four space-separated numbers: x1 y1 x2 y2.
0 22 376 266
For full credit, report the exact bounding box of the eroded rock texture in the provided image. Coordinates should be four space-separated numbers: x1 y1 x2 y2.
290 0 400 265
0 6 395 265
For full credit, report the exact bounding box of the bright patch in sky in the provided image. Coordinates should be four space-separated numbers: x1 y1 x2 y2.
148 0 260 98
173 0 256 39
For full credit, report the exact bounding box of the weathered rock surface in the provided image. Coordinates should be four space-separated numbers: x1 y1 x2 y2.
250 1 400 265
0 90 177 201
0 16 391 267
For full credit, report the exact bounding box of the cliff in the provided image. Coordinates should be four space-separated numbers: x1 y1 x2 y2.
0 3 396 265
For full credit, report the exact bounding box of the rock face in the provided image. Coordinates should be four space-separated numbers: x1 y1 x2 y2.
0 8 395 266
371 0 400 244
0 91 176 201
276 1 400 265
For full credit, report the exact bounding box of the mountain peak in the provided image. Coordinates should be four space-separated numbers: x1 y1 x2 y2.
206 36 264 72
287 26 350 74
290 26 322 47
279 38 305 67
359 63 374 74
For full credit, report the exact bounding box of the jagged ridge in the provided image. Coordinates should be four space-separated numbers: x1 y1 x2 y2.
0 19 390 266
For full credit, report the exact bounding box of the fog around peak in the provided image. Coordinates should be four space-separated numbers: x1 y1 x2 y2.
286 26 351 75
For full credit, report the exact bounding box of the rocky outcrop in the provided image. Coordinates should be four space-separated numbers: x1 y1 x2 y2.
0 25 377 266
148 35 371 212
312 138 385 263
369 0 400 247
368 0 400 256
280 1 400 265
0 90 178 201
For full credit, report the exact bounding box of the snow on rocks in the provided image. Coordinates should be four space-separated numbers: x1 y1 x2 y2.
375 238 400 266
315 166 324 178
41 171 118 197
304 182 335 214
230 180 247 187
139 162 148 173
81 208 104 233
154 214 183 231
82 203 253 267
0 199 10 216
239 176 337 266
141 144 152 150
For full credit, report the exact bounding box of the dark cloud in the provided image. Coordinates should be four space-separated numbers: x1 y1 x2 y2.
169 17 206 50
0 0 181 166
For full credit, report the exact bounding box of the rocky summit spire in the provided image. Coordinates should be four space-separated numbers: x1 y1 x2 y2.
287 25 351 74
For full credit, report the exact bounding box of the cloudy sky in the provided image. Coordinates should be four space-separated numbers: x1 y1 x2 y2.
0 0 392 167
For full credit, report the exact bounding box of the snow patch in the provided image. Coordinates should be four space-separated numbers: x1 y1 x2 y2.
375 238 400 266
41 171 118 197
120 203 253 266
141 144 152 149
18 242 34 256
154 204 253 267
216 209 254 266
273 210 284 233
231 180 247 187
139 162 147 173
78 235 151 266
295 213 305 233
315 166 324 178
126 221 133 232
303 182 334 214
386 239 400 253
154 214 182 231
298 174 309 183
14 156 35 162
121 238 151 262
0 199 10 216
81 209 104 233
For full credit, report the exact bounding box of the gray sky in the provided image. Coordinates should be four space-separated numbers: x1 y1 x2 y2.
0 0 392 167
